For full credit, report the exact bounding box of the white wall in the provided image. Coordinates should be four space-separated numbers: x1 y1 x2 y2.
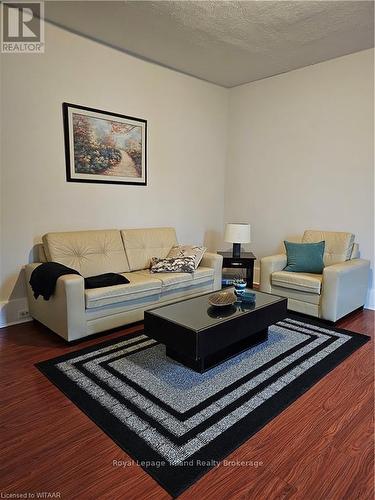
0 22 228 324
1 25 374 327
225 49 374 307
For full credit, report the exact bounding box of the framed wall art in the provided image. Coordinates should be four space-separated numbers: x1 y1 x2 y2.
63 102 147 185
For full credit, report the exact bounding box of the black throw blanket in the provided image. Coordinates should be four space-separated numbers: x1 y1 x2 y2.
84 273 130 289
30 262 129 300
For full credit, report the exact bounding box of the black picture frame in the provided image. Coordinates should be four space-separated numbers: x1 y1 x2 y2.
62 102 147 186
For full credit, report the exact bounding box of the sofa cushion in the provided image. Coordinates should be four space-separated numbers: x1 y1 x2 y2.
302 230 354 267
138 266 214 291
121 227 178 271
193 267 215 280
144 271 192 288
272 271 322 294
271 285 321 305
85 272 161 309
43 230 130 278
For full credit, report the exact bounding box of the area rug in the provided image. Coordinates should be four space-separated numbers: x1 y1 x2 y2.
36 316 369 497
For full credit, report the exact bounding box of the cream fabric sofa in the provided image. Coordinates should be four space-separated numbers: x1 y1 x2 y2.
260 230 370 322
25 227 223 341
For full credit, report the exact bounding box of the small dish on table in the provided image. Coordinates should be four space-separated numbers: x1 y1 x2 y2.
235 289 256 303
209 291 237 307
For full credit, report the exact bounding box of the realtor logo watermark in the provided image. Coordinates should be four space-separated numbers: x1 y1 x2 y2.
1 2 44 53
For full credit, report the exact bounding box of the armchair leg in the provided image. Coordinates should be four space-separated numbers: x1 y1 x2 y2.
334 305 365 324
322 305 366 326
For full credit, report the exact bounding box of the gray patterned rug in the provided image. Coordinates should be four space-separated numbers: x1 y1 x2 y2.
36 316 369 497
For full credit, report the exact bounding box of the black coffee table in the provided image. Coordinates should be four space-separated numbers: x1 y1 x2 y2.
144 289 287 373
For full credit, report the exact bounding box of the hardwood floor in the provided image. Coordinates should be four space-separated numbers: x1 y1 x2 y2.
1 309 373 499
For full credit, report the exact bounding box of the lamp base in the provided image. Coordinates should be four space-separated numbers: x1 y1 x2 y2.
232 243 241 258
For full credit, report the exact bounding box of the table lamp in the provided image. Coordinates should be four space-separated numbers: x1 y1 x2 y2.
224 223 251 258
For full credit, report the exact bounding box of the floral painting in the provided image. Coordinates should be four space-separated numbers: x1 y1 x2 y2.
63 103 147 185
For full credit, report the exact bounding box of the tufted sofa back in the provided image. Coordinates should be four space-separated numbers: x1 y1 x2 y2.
42 230 130 277
302 230 355 267
121 227 178 271
41 227 179 277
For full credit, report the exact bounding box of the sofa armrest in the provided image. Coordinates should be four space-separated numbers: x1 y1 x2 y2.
321 258 370 322
200 252 223 290
260 254 287 293
25 263 86 341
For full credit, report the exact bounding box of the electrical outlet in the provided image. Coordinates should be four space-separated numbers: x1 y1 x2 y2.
18 310 30 320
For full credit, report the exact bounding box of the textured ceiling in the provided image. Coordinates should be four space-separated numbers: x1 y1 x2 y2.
45 1 374 87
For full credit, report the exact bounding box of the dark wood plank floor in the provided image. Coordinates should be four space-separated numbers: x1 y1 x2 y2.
1 309 373 499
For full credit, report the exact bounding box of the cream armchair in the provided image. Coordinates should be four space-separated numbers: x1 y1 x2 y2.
260 230 370 322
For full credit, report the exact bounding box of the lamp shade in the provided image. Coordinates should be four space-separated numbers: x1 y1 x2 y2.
224 223 251 243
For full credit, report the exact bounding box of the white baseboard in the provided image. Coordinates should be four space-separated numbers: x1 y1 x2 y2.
0 298 32 328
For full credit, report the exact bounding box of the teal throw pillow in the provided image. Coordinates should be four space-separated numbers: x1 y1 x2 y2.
284 241 325 274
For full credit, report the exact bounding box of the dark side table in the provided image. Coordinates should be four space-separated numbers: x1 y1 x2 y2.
218 251 257 289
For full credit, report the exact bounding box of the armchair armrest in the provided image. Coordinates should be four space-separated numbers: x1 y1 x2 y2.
200 252 223 290
321 259 370 322
25 263 86 341
260 254 287 293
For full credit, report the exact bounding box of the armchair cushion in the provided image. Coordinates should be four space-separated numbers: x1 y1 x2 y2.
302 230 354 266
272 271 322 294
284 240 325 273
